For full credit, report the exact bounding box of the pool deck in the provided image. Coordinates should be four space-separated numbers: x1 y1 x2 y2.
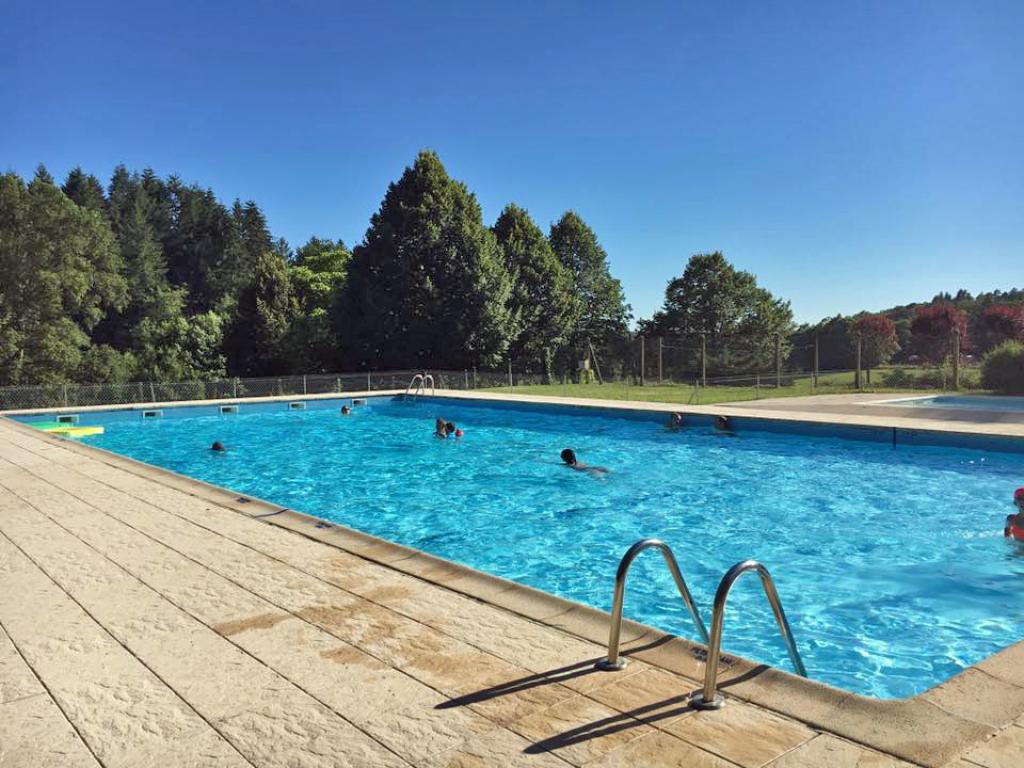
2 392 1024 767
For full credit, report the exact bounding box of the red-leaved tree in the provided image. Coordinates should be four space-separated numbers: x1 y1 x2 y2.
851 314 899 380
975 304 1024 354
910 303 968 364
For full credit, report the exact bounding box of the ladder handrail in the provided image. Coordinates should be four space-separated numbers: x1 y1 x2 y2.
596 538 709 671
405 374 423 396
404 373 435 397
692 559 806 710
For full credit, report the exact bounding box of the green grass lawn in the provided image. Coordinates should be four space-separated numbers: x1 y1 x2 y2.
495 368 965 405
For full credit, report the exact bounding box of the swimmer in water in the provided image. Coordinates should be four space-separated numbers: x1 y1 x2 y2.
340 405 351 415
715 415 731 431
210 441 226 452
666 413 683 430
560 448 609 476
1004 487 1024 538
435 418 449 438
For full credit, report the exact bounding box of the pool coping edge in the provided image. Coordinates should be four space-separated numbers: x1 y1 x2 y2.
4 393 1024 766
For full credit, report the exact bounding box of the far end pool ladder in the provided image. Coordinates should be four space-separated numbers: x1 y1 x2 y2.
596 539 806 710
405 372 435 399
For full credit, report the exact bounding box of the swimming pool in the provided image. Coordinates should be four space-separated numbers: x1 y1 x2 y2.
885 395 1024 412
16 396 1024 699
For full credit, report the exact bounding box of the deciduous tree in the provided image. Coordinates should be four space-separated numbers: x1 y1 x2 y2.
910 303 968 364
974 304 1024 354
851 314 899 381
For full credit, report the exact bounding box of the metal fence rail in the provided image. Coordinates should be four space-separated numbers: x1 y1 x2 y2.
0 361 981 412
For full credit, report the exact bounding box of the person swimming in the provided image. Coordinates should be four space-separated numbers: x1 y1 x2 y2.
1004 488 1024 539
210 441 226 452
666 413 683 430
340 405 351 415
560 448 609 476
434 418 448 438
715 415 731 431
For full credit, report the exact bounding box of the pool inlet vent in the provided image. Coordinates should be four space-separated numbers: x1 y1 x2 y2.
141 409 163 419
288 401 306 411
352 398 367 406
57 414 80 425
220 404 240 414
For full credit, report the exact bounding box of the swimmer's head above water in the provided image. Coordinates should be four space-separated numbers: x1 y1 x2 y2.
560 448 577 466
211 441 226 452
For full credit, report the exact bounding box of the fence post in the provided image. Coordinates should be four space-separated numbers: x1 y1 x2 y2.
658 337 663 384
756 374 761 399
775 333 782 388
855 333 862 389
149 382 155 402
508 357 513 389
701 332 707 387
639 336 645 387
62 383 68 408
464 370 469 389
813 336 820 389
952 327 961 390
473 367 477 388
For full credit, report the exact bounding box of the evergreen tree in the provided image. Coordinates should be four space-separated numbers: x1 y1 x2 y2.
339 151 511 369
224 250 294 376
163 182 235 312
493 204 578 378
62 167 106 213
548 211 630 365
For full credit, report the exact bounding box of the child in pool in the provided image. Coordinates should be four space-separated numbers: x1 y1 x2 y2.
560 448 609 476
1004 488 1024 539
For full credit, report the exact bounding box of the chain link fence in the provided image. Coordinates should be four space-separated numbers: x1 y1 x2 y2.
0 349 981 412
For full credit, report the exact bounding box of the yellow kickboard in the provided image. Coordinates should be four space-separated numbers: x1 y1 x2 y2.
40 425 104 438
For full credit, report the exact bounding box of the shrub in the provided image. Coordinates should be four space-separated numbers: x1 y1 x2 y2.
881 368 914 388
981 341 1024 393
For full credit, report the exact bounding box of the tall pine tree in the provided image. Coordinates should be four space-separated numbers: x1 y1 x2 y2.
224 250 294 376
339 151 511 369
493 204 579 378
548 211 630 364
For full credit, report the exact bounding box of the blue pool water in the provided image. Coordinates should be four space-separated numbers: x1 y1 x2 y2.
24 397 1024 699
893 395 1024 412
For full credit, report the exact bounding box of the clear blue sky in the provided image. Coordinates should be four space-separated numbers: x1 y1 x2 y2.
3 1 1022 324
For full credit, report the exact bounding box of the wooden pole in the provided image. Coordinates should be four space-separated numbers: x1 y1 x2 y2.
855 333 862 389
953 327 961 390
639 336 645 387
775 333 782 388
588 341 604 384
658 337 663 384
813 336 819 388
701 332 707 387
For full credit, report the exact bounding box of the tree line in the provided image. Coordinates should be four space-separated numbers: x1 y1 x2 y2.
0 151 635 385
2 149 1020 388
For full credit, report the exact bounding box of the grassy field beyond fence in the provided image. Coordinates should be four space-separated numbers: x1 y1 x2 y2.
503 366 981 406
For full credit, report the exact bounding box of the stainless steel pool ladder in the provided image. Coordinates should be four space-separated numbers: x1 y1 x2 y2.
405 373 435 398
690 559 807 709
595 538 710 671
596 539 806 710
